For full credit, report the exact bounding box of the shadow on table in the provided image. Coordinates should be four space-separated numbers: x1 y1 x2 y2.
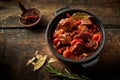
61 49 120 80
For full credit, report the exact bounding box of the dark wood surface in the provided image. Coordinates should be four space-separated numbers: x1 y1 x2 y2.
0 0 120 28
0 0 120 80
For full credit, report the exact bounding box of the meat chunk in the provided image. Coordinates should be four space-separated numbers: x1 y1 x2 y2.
70 42 83 55
59 32 72 45
81 19 92 25
77 25 89 34
57 47 66 54
79 33 90 43
87 40 98 51
73 33 90 43
56 18 77 31
53 29 64 38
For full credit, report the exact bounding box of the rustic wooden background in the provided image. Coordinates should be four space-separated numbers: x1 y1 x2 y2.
0 0 120 80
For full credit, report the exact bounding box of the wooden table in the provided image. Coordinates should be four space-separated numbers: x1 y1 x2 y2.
0 0 120 80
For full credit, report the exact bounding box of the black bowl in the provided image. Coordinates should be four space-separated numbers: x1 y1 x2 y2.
46 7 105 67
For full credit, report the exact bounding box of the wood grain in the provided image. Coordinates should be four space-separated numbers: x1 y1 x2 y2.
0 27 120 80
0 0 120 80
0 0 120 28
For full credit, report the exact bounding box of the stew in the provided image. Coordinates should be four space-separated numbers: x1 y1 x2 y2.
52 12 101 60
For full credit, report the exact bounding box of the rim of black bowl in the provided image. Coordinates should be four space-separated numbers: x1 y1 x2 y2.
46 9 105 63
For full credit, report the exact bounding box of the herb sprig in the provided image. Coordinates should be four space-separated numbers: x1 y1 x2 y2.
46 64 90 80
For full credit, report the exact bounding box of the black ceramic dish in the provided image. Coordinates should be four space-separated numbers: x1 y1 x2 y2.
46 7 105 67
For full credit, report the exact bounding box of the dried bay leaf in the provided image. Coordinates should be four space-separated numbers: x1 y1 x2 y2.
26 57 36 66
48 58 57 63
33 55 47 71
34 50 39 55
31 62 36 65
70 12 91 20
26 51 48 71
36 54 42 60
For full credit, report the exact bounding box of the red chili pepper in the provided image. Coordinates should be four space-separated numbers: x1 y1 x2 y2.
25 16 39 19
76 19 81 25
53 38 60 44
97 34 101 43
66 13 70 18
70 39 83 45
92 33 101 43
